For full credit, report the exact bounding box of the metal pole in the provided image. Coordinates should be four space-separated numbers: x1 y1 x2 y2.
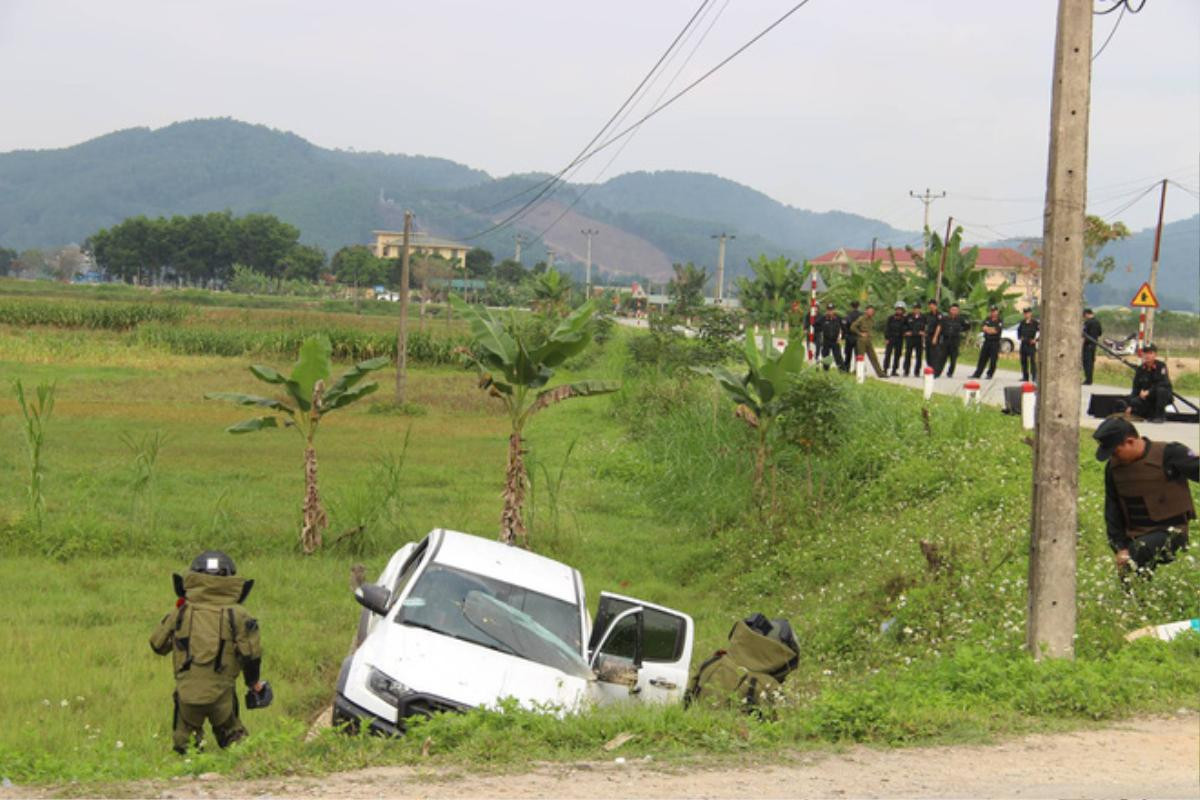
1145 179 1168 343
514 233 524 264
1027 0 1091 662
910 188 946 252
395 211 413 405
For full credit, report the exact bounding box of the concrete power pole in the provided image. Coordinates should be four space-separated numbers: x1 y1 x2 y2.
1145 179 1168 344
546 248 555 272
581 229 599 297
1028 0 1092 662
514 233 525 265
395 210 413 405
909 188 946 251
711 233 735 302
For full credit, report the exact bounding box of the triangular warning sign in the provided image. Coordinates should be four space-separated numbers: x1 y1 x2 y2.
1130 282 1159 308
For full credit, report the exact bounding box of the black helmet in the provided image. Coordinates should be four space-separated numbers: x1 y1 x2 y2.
190 550 237 576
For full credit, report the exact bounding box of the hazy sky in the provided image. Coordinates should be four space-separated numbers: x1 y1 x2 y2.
2 0 1197 241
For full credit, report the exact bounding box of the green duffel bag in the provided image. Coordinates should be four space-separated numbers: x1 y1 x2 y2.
685 615 799 711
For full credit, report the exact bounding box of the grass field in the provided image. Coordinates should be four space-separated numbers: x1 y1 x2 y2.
0 285 1196 789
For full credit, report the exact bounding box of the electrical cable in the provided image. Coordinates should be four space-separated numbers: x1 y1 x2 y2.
464 0 819 241
532 0 733 244
1167 180 1200 200
467 0 713 228
1092 2 1125 61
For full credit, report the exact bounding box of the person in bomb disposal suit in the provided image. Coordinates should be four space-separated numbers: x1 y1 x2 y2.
841 301 862 372
150 551 272 753
817 302 845 371
1082 308 1102 385
1093 417 1197 572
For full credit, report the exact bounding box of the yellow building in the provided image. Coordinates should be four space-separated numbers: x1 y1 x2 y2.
372 231 469 270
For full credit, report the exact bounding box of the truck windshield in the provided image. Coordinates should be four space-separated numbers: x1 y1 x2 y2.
395 564 585 671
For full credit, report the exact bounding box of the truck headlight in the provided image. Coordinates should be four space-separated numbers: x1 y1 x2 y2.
367 666 408 707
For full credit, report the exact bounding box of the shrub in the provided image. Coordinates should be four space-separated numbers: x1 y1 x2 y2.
0 298 185 330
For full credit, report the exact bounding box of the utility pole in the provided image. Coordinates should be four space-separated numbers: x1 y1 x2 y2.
868 236 878 264
935 217 953 306
394 210 413 405
711 232 735 302
1145 179 1168 344
1028 0 1091 662
546 248 555 271
909 188 946 251
581 228 599 297
514 233 525 264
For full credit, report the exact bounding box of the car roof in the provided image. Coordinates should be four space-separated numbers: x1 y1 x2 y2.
429 529 581 604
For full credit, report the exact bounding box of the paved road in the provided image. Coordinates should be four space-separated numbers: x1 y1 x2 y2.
873 361 1199 447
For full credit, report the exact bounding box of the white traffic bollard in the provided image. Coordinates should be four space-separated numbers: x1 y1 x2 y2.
923 366 934 400
856 354 865 384
962 380 981 407
1021 381 1036 430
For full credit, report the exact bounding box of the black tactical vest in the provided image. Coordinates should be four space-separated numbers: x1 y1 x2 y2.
1110 441 1196 537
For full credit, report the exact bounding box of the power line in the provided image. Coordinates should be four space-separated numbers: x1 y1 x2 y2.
533 0 733 243
1167 180 1200 200
465 0 819 241
1091 2 1125 61
466 0 713 232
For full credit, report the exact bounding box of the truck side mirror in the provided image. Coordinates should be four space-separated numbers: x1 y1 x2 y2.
354 583 391 616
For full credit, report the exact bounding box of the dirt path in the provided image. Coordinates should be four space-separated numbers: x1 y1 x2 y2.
9 714 1196 799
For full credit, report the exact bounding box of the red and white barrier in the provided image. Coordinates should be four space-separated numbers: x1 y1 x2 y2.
963 379 981 406
1021 382 1036 430
1137 311 1146 353
923 366 934 400
855 354 865 384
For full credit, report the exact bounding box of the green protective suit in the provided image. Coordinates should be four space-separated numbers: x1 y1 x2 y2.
149 572 262 752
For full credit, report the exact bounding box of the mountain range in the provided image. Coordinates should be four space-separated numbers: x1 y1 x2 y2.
0 118 1195 307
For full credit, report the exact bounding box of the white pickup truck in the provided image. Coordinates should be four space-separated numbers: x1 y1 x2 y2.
333 528 695 734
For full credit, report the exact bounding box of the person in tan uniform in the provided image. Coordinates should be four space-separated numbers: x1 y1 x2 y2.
849 305 886 378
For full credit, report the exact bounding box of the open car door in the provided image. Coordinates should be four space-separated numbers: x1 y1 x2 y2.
587 592 694 705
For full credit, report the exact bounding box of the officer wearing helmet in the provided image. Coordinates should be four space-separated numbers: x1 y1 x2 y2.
149 551 271 753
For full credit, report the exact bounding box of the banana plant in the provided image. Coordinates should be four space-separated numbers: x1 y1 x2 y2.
694 332 807 497
451 295 618 547
206 335 388 554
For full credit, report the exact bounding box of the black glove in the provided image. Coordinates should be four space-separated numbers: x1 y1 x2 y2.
245 681 273 710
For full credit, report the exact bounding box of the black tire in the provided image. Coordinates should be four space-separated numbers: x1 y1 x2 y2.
1000 340 1015 354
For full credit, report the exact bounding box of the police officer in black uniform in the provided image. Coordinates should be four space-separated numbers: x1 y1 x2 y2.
1016 308 1040 382
924 299 944 376
883 301 906 377
817 302 844 371
1082 308 1102 385
1123 344 1173 422
1093 417 1197 572
971 305 1004 379
902 304 925 377
932 302 968 378
841 301 862 372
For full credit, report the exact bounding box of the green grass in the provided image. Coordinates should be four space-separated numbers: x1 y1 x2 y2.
0 300 1196 789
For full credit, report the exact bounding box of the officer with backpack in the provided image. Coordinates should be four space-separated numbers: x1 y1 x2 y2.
150 551 272 753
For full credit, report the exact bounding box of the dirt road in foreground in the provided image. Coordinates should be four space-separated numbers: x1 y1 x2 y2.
9 713 1196 800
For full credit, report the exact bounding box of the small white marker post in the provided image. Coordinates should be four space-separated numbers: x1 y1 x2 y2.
923 366 935 401
1021 381 1037 430
855 354 865 384
963 379 981 407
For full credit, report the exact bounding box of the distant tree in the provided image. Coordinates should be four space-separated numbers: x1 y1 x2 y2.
494 258 526 284
284 244 327 282
734 256 806 325
234 214 300 285
667 262 708 315
531 260 548 275
46 245 86 281
331 245 385 309
531 267 573 317
1083 215 1131 284
16 249 47 278
814 256 906 311
903 227 1018 318
465 247 495 278
0 247 17 277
